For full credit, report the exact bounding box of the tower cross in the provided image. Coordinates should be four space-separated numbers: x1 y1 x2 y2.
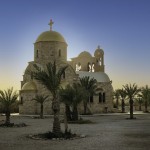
49 19 54 31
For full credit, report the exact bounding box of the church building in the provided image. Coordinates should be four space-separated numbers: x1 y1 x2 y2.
19 20 113 114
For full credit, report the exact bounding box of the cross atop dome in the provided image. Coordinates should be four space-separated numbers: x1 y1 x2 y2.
48 19 54 31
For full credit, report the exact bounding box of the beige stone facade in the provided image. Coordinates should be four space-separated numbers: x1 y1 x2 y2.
19 20 113 115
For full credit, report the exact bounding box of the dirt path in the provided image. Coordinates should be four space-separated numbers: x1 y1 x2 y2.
0 114 150 150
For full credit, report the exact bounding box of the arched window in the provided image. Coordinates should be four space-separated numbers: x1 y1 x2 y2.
99 58 102 66
90 95 93 103
87 62 91 72
59 49 61 57
20 97 23 104
97 58 102 66
76 63 81 71
103 93 105 103
99 93 102 103
92 63 95 72
36 50 39 58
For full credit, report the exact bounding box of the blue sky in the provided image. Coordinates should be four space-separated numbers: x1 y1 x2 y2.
0 0 150 90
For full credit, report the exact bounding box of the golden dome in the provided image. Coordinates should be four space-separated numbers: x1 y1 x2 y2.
22 81 37 91
35 31 66 43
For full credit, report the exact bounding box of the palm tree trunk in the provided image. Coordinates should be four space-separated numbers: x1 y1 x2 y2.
129 99 134 119
83 98 88 114
65 104 71 121
121 99 125 113
83 101 87 114
52 101 61 134
116 98 119 109
40 103 43 119
145 101 148 112
139 104 142 111
64 111 68 133
72 105 78 121
5 111 10 125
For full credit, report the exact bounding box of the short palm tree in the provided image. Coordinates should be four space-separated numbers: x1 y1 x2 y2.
32 61 68 134
118 88 126 113
71 83 84 120
113 89 120 109
60 83 84 121
140 85 150 112
59 84 74 132
59 85 74 121
32 94 49 118
123 83 140 119
0 87 18 125
79 76 98 114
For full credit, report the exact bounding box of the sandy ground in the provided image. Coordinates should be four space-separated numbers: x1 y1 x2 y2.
0 113 150 150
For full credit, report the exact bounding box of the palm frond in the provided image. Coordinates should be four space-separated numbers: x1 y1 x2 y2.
123 83 140 99
0 87 18 109
31 61 68 98
32 94 49 104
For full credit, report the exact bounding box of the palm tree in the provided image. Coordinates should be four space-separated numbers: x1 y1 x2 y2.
32 61 68 134
0 87 18 125
60 83 84 121
59 83 83 132
59 85 74 121
118 89 126 113
140 85 150 112
136 95 143 111
32 94 49 118
113 89 120 109
71 83 84 121
59 85 73 132
123 83 140 119
79 76 98 114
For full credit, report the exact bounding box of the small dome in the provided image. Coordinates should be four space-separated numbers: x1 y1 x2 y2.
35 31 66 43
94 46 104 57
76 71 110 82
78 51 92 58
22 81 37 91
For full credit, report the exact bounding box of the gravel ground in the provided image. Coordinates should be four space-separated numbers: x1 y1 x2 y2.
0 113 150 150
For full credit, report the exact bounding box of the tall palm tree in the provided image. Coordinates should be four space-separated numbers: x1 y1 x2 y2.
140 85 150 112
32 94 49 118
79 76 98 114
0 87 18 125
118 88 126 113
123 83 140 119
32 61 68 134
113 89 120 109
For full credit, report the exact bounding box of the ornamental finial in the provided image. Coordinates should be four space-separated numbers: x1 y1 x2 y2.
48 19 54 31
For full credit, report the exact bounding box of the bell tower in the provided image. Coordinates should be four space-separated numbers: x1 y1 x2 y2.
94 46 105 72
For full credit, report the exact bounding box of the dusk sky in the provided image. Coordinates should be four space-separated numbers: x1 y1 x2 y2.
0 0 150 91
